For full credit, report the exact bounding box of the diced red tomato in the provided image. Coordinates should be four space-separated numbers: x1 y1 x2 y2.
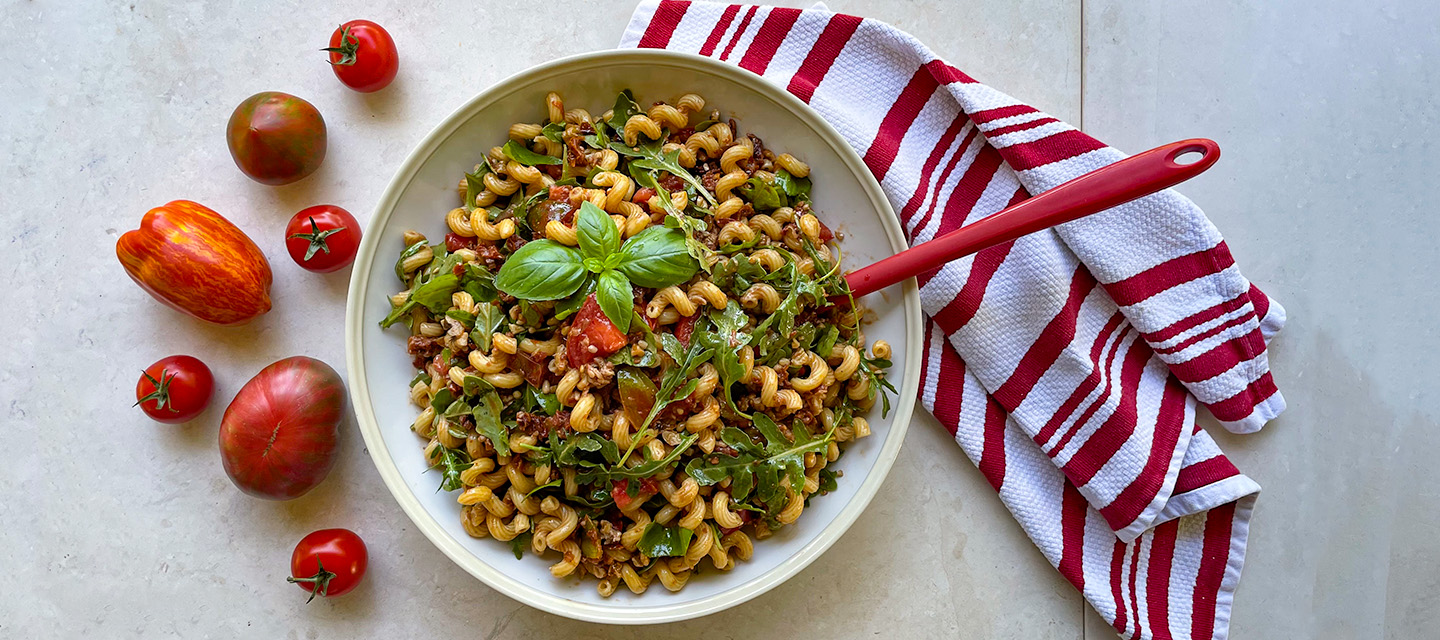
816 218 835 243
611 478 660 511
721 509 753 535
632 188 655 204
673 313 699 346
444 232 477 252
513 350 549 387
566 294 628 368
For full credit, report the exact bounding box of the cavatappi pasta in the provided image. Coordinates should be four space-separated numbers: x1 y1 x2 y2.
382 89 895 595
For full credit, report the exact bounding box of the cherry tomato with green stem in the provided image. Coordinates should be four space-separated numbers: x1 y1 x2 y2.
285 205 361 273
134 355 215 424
287 528 367 602
323 20 399 93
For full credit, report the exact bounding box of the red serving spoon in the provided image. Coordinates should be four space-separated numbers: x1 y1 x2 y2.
842 138 1221 299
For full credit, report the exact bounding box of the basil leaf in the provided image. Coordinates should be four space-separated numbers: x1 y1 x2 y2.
555 278 596 321
576 201 620 260
737 176 785 210
501 139 561 166
409 273 460 313
607 89 641 131
494 240 587 300
638 523 693 558
394 240 428 282
472 392 509 457
596 269 634 334
616 226 699 289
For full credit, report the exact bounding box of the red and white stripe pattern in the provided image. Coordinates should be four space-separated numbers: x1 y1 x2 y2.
622 3 1284 638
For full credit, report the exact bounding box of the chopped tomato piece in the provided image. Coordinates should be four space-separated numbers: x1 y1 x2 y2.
816 217 835 243
444 232 477 252
673 313 699 346
611 478 660 511
632 188 655 204
513 350 549 387
566 294 628 368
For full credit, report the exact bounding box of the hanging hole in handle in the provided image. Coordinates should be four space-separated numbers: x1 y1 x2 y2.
1165 140 1219 170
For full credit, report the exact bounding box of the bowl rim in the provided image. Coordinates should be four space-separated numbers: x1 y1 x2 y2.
344 48 922 624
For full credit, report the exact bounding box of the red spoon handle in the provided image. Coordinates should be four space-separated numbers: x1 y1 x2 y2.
843 138 1220 299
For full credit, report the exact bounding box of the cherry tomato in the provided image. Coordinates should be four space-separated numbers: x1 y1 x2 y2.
284 205 361 273
287 529 368 603
323 20 399 93
134 355 215 424
227 92 327 186
565 294 628 368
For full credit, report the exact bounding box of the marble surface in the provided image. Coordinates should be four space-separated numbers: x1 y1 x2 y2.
0 0 1432 638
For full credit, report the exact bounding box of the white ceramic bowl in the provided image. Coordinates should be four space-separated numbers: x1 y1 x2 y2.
345 49 922 624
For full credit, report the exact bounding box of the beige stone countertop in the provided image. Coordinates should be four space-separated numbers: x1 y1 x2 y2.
3 1 1435 638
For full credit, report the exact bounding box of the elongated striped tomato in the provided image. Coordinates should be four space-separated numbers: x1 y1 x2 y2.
116 200 272 326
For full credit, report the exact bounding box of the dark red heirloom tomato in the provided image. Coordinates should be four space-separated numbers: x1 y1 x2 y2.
287 529 368 603
566 294 628 368
220 356 346 500
285 205 361 273
323 20 399 93
227 91 327 186
134 355 214 424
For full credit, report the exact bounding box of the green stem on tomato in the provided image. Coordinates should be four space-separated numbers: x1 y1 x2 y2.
285 558 337 604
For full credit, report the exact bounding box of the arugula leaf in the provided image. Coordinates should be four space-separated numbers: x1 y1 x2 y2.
815 325 840 358
638 523 693 558
576 201 620 260
526 479 562 497
494 240 587 300
630 148 716 205
616 226 699 288
509 532 532 560
461 373 493 398
602 433 698 482
429 387 456 414
431 445 471 492
737 176 785 210
617 333 713 464
596 269 634 334
469 303 504 353
410 370 432 388
694 301 752 414
540 121 565 143
685 416 831 513
461 263 498 303
472 392 509 457
662 212 717 272
774 169 812 200
394 240 428 282
522 385 560 416
607 89 642 131
463 163 491 213
859 355 899 418
501 139 562 166
380 299 417 329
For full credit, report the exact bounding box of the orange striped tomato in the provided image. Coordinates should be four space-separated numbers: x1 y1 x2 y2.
116 200 272 326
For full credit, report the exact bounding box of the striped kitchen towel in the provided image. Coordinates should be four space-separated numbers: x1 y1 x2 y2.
621 2 1286 639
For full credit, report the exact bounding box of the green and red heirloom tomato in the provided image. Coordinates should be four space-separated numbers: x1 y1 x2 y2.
323 20 399 93
285 205 361 273
220 356 346 500
226 91 327 185
134 355 215 424
116 200 272 325
287 528 368 602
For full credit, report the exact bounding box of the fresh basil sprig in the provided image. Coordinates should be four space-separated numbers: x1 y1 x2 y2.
494 201 699 332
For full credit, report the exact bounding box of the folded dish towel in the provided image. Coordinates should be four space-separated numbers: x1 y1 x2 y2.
621 2 1285 638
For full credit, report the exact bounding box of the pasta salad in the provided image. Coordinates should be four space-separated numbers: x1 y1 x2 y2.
381 89 895 595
